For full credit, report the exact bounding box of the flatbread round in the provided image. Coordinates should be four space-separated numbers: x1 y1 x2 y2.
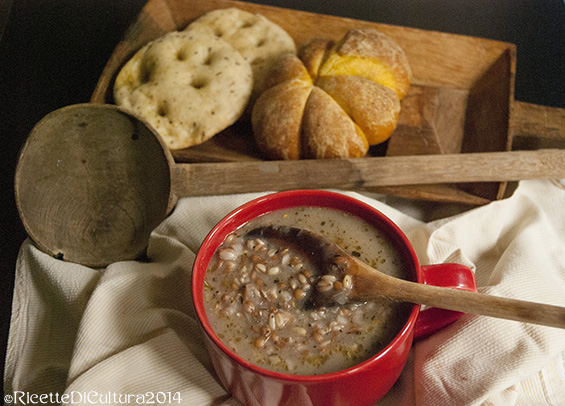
185 8 296 102
114 30 253 150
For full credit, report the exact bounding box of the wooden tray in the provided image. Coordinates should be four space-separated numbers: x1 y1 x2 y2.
91 0 564 205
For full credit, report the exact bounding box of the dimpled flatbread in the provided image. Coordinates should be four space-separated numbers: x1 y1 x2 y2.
114 30 253 150
185 8 296 103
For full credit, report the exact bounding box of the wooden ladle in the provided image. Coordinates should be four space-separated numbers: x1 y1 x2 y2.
14 104 175 267
14 104 565 267
247 225 565 329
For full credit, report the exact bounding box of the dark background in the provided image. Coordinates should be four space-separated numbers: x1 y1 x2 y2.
1 0 563 377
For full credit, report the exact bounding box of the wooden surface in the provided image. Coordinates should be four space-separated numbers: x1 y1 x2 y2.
511 101 565 149
91 0 564 205
171 150 565 197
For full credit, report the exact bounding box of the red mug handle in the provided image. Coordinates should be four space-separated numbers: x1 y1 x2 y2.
413 263 478 340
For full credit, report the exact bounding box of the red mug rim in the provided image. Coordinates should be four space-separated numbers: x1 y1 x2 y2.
192 189 422 382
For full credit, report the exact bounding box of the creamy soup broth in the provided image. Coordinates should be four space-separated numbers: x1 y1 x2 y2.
203 206 412 375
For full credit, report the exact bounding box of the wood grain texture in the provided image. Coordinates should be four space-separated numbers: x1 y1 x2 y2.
511 101 565 147
171 150 565 197
352 260 565 328
15 104 174 267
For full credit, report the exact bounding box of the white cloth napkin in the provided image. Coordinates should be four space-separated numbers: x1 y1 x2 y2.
5 180 565 406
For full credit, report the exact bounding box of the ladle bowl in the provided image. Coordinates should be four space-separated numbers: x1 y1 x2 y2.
14 104 175 267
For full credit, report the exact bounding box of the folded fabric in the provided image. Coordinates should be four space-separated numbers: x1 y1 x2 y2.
5 180 565 405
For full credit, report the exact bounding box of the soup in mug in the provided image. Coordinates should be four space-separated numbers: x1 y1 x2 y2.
203 206 412 375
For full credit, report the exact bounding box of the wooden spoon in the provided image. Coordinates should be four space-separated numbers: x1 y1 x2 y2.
15 104 565 267
247 226 565 329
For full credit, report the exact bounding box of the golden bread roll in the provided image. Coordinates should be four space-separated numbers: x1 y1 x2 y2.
316 75 399 145
319 28 412 100
252 28 410 159
252 82 312 160
302 86 369 158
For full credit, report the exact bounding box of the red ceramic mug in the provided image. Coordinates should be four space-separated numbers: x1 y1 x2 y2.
192 190 477 405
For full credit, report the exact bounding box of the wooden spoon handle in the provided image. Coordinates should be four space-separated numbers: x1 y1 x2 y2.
354 262 565 329
172 150 565 197
400 278 565 328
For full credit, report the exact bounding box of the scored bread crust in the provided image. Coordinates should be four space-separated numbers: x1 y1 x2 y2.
321 28 412 100
260 52 312 91
316 75 400 145
253 54 370 160
298 38 335 81
252 82 312 160
302 86 369 158
252 28 410 160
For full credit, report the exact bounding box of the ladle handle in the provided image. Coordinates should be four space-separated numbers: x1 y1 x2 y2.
171 150 565 197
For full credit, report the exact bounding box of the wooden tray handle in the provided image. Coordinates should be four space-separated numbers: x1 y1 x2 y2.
511 101 565 149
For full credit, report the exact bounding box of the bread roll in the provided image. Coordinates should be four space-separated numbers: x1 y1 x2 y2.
316 75 399 145
185 8 296 106
299 38 334 80
302 86 369 158
319 28 412 100
114 30 253 150
252 80 312 160
252 28 410 159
